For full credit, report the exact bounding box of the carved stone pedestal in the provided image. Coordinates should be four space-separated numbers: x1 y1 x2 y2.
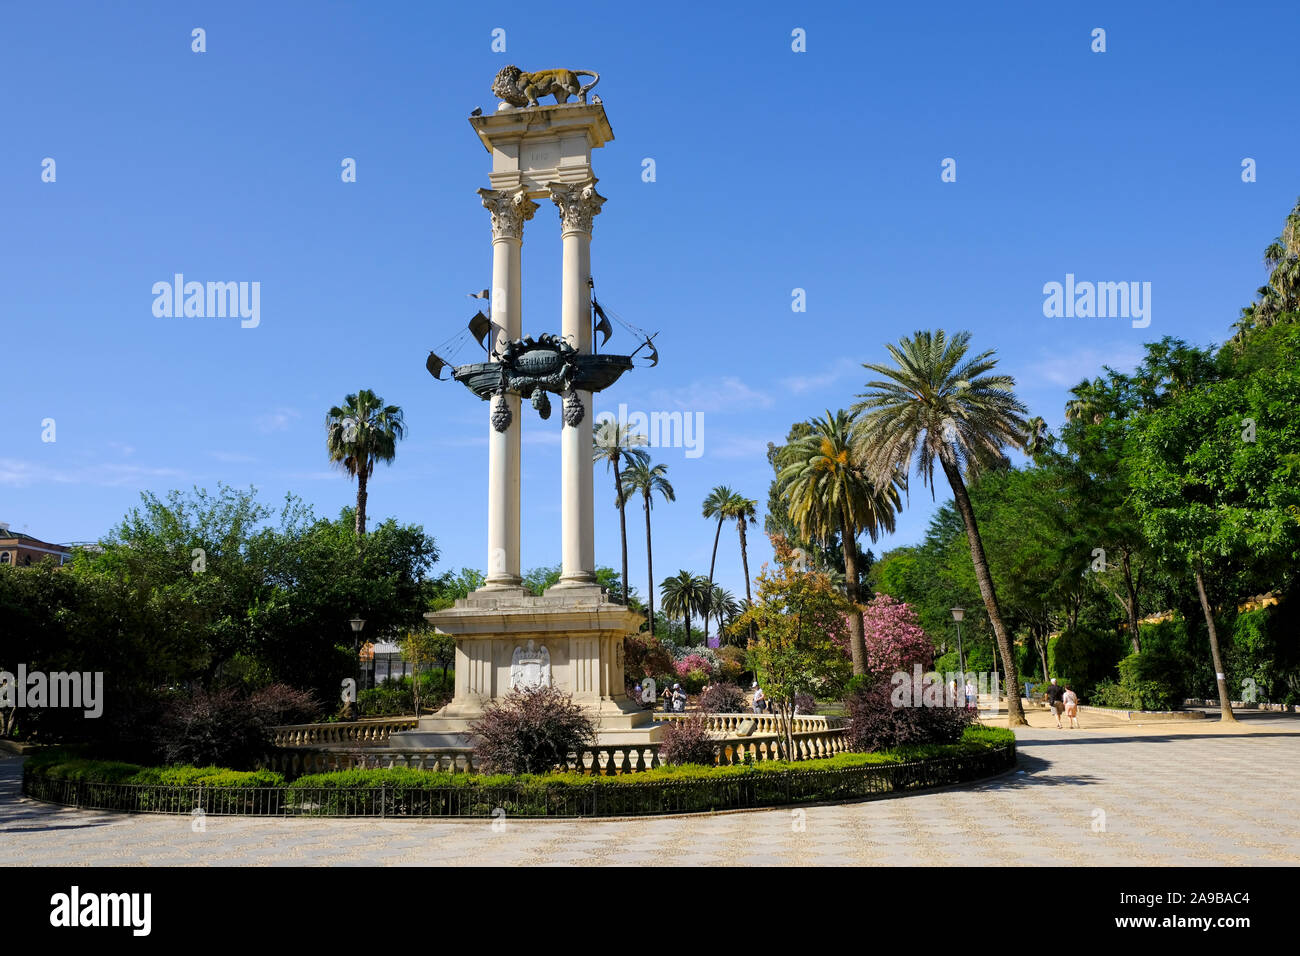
387 585 662 750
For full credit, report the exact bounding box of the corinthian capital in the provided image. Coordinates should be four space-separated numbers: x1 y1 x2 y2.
478 186 539 241
548 179 606 236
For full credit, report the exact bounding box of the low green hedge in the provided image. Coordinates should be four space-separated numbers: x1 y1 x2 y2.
24 727 1015 817
25 750 284 788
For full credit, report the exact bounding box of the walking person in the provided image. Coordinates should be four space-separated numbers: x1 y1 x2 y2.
671 683 687 713
751 682 766 714
964 678 977 709
1063 684 1081 729
1046 677 1066 728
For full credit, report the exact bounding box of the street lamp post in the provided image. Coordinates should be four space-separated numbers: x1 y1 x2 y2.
349 616 366 689
951 607 966 678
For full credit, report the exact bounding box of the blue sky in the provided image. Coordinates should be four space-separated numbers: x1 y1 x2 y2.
3 1 1298 608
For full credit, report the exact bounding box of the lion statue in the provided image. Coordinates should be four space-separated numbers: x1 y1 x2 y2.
492 65 600 107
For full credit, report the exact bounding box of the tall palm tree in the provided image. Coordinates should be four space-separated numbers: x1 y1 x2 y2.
851 329 1030 725
700 485 737 643
620 459 675 635
721 492 758 641
660 570 709 645
593 421 648 605
325 389 406 537
777 410 901 675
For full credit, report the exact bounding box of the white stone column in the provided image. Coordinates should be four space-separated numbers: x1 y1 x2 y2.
549 179 606 588
478 186 536 589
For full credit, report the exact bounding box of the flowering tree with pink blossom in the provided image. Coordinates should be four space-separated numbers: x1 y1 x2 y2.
854 594 934 681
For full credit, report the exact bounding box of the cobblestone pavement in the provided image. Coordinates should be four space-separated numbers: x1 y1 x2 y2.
3 713 1298 866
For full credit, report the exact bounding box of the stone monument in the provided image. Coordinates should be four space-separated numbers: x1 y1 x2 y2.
390 68 661 750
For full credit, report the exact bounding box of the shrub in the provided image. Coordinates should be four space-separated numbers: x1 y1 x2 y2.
698 682 746 714
469 685 596 774
674 653 716 679
1120 653 1180 710
658 714 716 766
155 683 319 768
1048 626 1126 699
793 692 817 714
678 667 710 693
624 634 675 684
844 681 976 753
716 645 747 682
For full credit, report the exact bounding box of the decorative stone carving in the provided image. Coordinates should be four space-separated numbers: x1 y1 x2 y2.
492 65 600 107
562 389 584 427
478 186 538 241
490 392 513 433
549 179 606 236
531 390 552 419
510 640 552 690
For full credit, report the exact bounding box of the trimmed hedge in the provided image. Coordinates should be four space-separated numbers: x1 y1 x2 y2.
23 727 1015 818
25 750 284 788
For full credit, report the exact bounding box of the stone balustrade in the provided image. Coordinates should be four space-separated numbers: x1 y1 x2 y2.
262 718 848 777
271 717 419 748
655 712 845 735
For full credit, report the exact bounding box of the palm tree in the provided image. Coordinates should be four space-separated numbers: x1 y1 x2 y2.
777 410 901 675
1234 198 1300 341
708 585 741 644
851 329 1030 725
325 389 406 537
660 570 709 645
1023 416 1052 457
620 459 675 635
593 421 648 604
700 485 737 643
1064 377 1108 425
720 492 758 641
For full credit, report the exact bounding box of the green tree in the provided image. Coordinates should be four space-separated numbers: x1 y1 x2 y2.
1130 329 1300 721
776 410 900 675
86 483 277 684
593 420 649 605
852 330 1031 724
325 389 407 537
429 567 486 610
620 459 675 635
401 627 455 715
732 540 853 758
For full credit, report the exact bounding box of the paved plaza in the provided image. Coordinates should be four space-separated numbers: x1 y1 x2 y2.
3 710 1297 866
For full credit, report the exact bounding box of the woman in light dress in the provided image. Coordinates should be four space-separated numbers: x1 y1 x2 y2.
1062 685 1081 729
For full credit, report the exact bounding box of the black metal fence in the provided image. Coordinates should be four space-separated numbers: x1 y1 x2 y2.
23 744 1015 818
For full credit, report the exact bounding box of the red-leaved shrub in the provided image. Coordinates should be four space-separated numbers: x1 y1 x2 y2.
698 682 746 714
845 680 975 753
658 714 717 766
156 683 319 767
470 685 596 774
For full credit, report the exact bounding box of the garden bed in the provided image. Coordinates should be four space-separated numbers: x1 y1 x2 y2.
21 727 1015 818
